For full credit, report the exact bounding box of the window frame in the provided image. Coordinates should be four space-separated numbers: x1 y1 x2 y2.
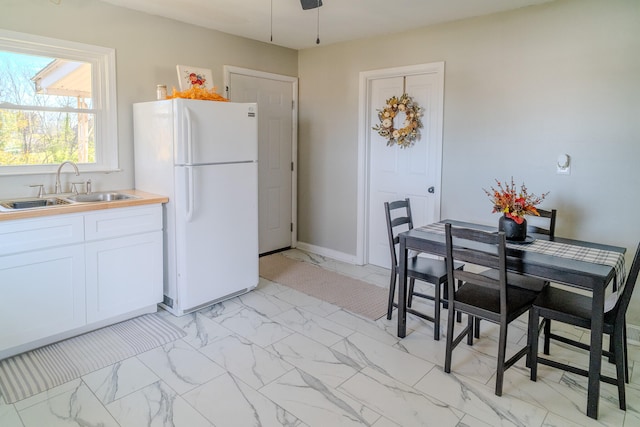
0 29 118 175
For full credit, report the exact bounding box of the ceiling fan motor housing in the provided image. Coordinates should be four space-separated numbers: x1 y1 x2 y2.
300 0 323 10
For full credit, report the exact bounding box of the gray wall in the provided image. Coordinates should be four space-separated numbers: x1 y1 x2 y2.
0 0 297 197
298 0 639 254
297 0 640 323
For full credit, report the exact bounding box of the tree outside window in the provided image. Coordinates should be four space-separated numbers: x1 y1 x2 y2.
0 30 117 175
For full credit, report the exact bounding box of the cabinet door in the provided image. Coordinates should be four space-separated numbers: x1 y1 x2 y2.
0 245 85 353
85 231 163 323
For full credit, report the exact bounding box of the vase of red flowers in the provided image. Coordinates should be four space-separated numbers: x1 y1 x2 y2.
484 178 549 241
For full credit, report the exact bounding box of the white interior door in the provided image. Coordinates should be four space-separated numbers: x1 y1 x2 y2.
226 68 296 254
366 67 444 268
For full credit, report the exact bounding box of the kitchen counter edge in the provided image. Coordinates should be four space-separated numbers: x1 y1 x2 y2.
0 190 169 221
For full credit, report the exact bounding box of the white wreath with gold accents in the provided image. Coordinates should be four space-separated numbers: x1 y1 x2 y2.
372 93 423 148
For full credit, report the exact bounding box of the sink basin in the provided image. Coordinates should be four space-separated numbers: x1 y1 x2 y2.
0 192 140 212
64 192 139 203
0 197 70 211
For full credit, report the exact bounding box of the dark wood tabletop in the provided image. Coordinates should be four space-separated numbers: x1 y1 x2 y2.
404 220 622 291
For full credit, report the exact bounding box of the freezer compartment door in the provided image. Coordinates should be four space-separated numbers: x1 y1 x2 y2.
174 163 259 310
173 99 257 165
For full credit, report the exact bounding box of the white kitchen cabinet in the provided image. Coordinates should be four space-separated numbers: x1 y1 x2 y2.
0 245 85 352
84 205 163 322
0 204 164 359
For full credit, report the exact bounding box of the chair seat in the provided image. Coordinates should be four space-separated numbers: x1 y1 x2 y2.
407 256 463 284
533 286 616 332
456 282 539 321
480 268 549 292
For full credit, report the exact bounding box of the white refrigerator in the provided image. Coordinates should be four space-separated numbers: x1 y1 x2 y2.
133 98 258 316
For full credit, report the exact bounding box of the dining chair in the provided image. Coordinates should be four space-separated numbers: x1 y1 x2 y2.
526 208 557 240
475 208 557 338
384 199 463 340
528 242 640 411
443 223 539 396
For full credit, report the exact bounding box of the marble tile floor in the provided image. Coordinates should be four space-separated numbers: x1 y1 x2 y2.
1 248 638 426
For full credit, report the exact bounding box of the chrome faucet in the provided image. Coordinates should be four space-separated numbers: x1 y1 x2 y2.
55 161 80 194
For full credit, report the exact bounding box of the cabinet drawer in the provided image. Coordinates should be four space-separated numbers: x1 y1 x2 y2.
84 205 162 241
0 214 84 255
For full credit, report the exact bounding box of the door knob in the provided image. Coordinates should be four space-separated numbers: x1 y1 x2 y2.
428 186 435 194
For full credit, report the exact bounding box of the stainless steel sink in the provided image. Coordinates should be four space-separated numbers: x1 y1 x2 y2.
0 192 139 212
0 197 70 211
63 192 139 203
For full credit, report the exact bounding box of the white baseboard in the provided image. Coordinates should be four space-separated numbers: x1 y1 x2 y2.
295 241 360 265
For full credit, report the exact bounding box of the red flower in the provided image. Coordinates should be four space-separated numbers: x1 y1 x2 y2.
484 178 549 222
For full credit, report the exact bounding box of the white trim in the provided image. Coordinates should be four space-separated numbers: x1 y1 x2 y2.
0 29 119 175
295 241 359 265
356 62 445 265
222 65 299 248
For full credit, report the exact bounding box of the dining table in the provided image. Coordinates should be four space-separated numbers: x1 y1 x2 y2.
397 219 626 419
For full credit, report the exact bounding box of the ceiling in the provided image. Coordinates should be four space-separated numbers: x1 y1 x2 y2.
100 0 554 50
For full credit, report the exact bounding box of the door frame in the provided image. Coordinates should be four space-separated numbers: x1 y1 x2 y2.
356 62 445 265
223 65 299 248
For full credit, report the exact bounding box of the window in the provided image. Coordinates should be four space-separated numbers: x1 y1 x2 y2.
0 30 117 175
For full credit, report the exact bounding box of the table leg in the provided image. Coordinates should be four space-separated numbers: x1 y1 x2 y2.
398 237 408 338
587 284 605 419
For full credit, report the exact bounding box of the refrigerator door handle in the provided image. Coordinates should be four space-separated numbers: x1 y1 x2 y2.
184 107 193 164
185 166 194 222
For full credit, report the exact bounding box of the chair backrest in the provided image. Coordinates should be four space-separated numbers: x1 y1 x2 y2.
527 208 557 240
384 199 414 270
611 242 640 325
444 223 509 316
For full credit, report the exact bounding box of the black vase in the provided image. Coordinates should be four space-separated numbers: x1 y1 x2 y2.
498 215 527 241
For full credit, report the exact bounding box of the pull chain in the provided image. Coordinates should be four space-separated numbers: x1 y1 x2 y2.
316 0 320 44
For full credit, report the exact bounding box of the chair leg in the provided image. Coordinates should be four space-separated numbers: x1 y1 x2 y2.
529 308 540 381
456 280 462 323
408 278 416 308
495 321 508 396
613 326 627 410
624 321 629 383
433 281 441 341
543 318 551 355
525 312 532 368
466 315 474 346
387 270 396 320
609 331 615 364
442 280 449 310
474 318 481 338
444 304 456 373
